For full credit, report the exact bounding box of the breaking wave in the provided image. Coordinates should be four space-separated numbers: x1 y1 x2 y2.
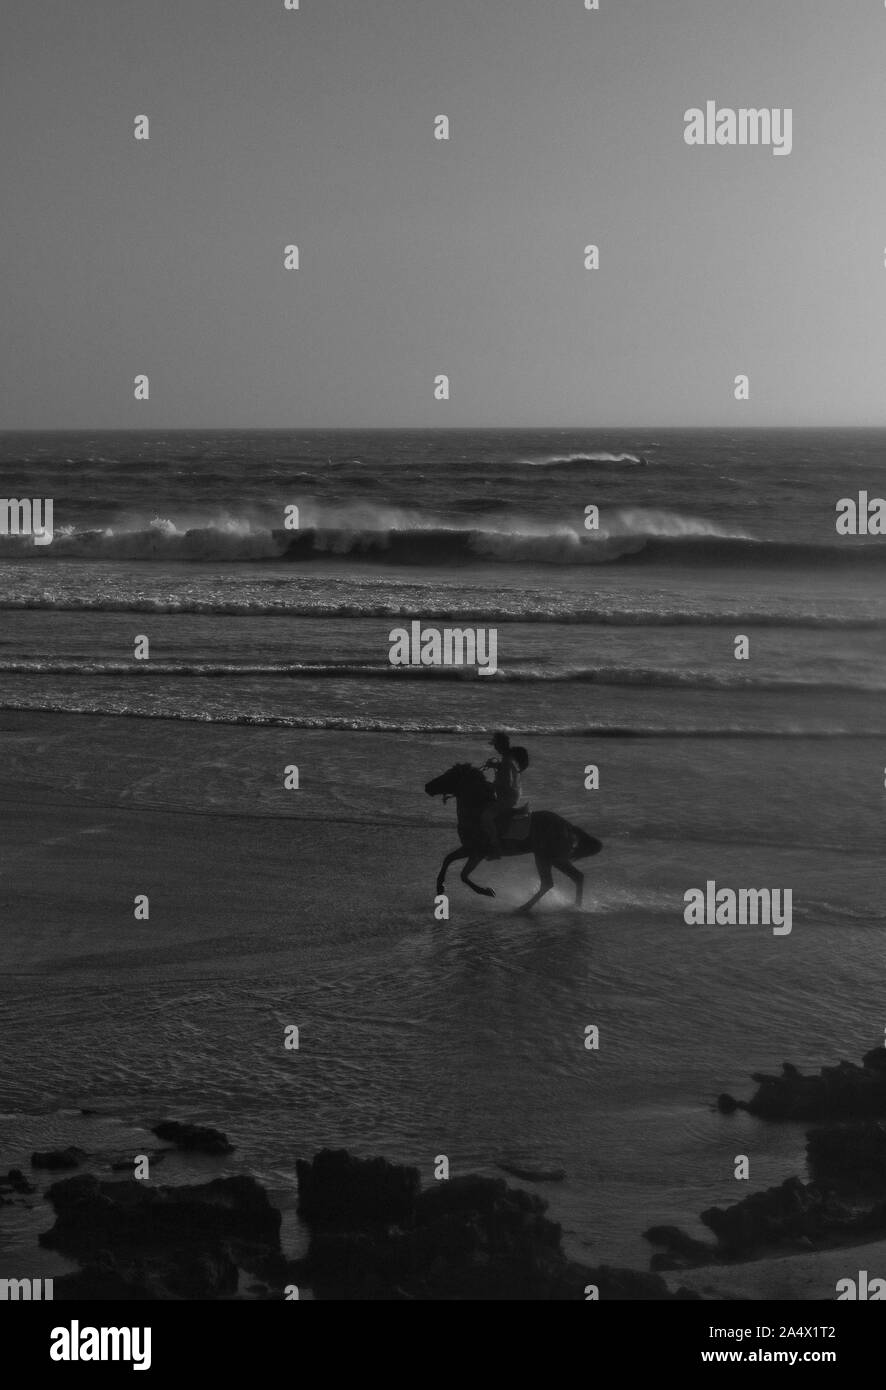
0 595 876 626
0 660 880 694
0 697 871 738
1 506 883 568
521 451 645 466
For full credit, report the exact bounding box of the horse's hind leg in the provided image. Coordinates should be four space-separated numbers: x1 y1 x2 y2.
437 847 468 896
461 853 495 898
517 854 554 913
553 858 584 908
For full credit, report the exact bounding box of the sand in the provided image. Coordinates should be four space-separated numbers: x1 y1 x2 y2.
666 1238 886 1301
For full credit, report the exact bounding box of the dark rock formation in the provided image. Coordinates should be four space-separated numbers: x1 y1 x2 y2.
294 1151 691 1299
806 1122 886 1196
31 1146 87 1171
296 1148 420 1230
151 1121 233 1155
723 1049 886 1122
0 1168 36 1196
53 1248 240 1301
39 1172 280 1299
646 1176 886 1267
700 1177 858 1256
655 1049 886 1273
716 1093 739 1114
41 1173 278 1257
644 1225 716 1271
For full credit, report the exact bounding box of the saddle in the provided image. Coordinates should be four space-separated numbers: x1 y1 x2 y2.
501 803 531 842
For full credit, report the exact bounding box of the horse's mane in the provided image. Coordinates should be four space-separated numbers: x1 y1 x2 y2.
454 761 486 780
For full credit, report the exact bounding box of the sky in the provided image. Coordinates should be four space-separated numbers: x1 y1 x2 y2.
2 0 886 428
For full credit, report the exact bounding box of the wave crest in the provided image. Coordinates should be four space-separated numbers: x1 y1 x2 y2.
1 507 882 568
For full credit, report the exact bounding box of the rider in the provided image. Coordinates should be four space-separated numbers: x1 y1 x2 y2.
480 732 527 859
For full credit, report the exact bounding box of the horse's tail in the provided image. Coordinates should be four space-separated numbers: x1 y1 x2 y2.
569 825 603 860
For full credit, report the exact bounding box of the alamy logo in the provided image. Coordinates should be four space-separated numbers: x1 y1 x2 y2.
0 497 54 545
684 103 792 156
388 621 498 675
835 492 886 535
50 1321 151 1371
0 1277 53 1300
683 881 792 935
836 1271 886 1300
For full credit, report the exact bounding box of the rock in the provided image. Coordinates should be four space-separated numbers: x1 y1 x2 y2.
41 1173 279 1259
729 1051 886 1122
31 1147 87 1171
647 1176 879 1267
296 1149 421 1230
416 1173 551 1226
151 1121 233 1155
39 1173 279 1298
853 1199 886 1236
40 1171 282 1300
716 1094 741 1114
0 1168 36 1195
53 1247 239 1301
293 1150 686 1300
700 1177 855 1258
807 1122 886 1195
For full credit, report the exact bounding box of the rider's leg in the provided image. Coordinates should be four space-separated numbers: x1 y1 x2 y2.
480 803 502 859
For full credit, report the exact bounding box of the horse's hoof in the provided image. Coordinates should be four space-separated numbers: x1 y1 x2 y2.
480 887 495 898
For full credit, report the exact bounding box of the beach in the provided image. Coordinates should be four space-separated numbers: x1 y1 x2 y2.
1 428 885 1297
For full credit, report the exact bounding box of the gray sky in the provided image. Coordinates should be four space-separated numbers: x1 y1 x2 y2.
2 0 885 428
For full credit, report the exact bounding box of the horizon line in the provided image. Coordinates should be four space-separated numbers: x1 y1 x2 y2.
3 423 886 434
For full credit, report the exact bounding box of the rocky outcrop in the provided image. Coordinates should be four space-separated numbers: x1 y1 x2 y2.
646 1176 886 1267
700 1177 858 1256
40 1172 280 1299
295 1148 420 1229
645 1225 716 1271
41 1173 278 1256
31 1146 87 1171
151 1121 233 1155
718 1048 886 1122
53 1248 240 1301
293 1150 692 1299
0 1167 36 1203
806 1122 886 1196
21 1144 700 1299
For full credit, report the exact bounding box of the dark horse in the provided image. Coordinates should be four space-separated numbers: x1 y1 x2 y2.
425 763 602 911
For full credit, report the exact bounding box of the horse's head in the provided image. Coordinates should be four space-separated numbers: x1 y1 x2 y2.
425 763 488 802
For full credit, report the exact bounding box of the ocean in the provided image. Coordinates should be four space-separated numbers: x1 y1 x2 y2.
0 427 883 1280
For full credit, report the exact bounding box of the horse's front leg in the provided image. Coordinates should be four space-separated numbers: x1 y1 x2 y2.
461 853 495 898
436 846 468 896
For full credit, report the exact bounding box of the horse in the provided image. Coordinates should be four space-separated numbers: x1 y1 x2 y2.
425 763 602 912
